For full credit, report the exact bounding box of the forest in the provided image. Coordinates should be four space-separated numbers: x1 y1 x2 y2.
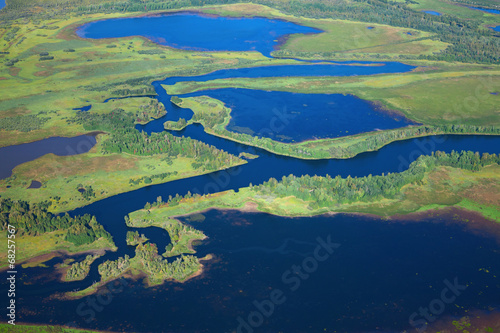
69 108 241 172
0 198 113 246
0 114 49 132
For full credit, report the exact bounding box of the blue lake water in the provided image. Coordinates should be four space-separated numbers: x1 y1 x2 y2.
73 105 92 112
0 134 97 180
77 12 320 57
422 10 442 16
139 62 417 138
0 0 5 10
183 88 416 142
491 25 500 32
469 6 500 14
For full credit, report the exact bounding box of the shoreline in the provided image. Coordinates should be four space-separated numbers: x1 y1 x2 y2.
0 246 115 273
167 98 500 160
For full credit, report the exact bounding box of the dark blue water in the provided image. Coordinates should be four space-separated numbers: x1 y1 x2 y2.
469 6 500 14
8 209 500 332
182 88 416 142
0 134 97 180
77 12 320 57
159 62 416 88
136 62 416 137
0 0 5 10
73 105 92 112
422 10 442 16
491 25 500 32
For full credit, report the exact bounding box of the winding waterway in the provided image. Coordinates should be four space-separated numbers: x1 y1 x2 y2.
2 12 500 333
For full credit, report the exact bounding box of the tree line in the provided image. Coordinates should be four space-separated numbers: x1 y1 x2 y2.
251 150 500 208
162 150 499 209
0 198 113 246
69 108 241 172
202 123 500 159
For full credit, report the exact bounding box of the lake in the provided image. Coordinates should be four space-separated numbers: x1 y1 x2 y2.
139 61 416 137
0 134 97 180
422 10 442 16
6 209 500 332
183 88 417 142
77 12 321 57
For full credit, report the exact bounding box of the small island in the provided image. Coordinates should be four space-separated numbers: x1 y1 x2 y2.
64 254 101 282
126 231 148 246
66 203 208 298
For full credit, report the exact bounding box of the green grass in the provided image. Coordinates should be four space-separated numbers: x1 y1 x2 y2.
0 230 115 269
141 164 500 222
0 323 105 333
281 18 446 56
0 140 246 212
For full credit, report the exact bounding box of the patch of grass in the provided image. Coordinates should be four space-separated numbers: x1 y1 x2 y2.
0 230 115 269
0 323 105 333
281 18 443 56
